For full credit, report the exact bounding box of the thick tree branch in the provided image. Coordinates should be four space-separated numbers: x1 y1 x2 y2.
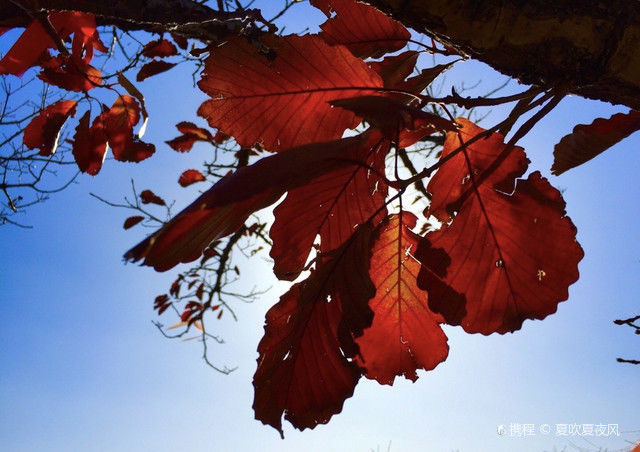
364 0 640 110
1 0 274 43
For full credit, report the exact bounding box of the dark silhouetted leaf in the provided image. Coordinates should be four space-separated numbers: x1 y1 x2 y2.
124 216 145 229
23 100 77 156
136 60 176 82
179 169 206 187
551 110 640 175
329 95 455 138
140 189 165 206
254 224 375 436
197 34 382 150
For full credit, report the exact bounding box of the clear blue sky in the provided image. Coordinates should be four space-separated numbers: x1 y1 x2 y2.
1 2 639 451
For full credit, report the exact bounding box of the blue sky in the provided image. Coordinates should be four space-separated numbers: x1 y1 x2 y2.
1 2 639 451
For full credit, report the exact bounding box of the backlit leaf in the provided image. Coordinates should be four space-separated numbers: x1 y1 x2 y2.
23 100 77 156
356 213 449 385
71 110 108 175
551 110 640 175
313 0 410 59
418 119 583 334
178 169 206 187
125 134 376 271
197 34 382 150
254 224 375 436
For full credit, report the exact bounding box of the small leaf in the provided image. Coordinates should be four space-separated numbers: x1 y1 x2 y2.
141 39 178 58
313 0 411 58
136 60 176 81
71 111 108 175
123 215 145 229
23 100 78 156
178 169 206 187
140 189 165 206
551 110 640 175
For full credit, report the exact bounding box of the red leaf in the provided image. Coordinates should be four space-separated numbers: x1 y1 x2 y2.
178 169 206 187
38 55 102 92
197 34 382 151
136 60 176 81
356 213 449 385
171 33 188 50
101 95 155 162
426 118 529 223
369 51 419 88
269 132 389 280
0 12 104 76
140 189 165 206
329 95 455 138
166 122 214 152
417 119 584 334
551 110 640 175
124 134 375 271
254 224 375 436
123 216 145 229
23 100 77 156
71 110 108 175
141 39 178 58
312 0 410 58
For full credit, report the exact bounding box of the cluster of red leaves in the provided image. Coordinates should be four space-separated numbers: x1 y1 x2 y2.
120 0 586 436
0 12 171 175
8 0 636 439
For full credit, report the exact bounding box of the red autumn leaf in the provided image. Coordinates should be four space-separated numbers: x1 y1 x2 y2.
123 215 145 229
417 119 584 334
551 110 640 175
197 34 382 151
23 100 77 156
356 213 449 385
125 134 375 271
71 110 108 175
166 121 214 152
170 33 188 50
178 169 206 187
329 95 455 138
312 0 410 59
141 39 178 58
269 132 389 280
38 55 102 92
369 51 419 88
100 95 155 162
254 224 375 436
0 11 105 76
140 189 165 206
426 117 529 223
136 60 176 81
